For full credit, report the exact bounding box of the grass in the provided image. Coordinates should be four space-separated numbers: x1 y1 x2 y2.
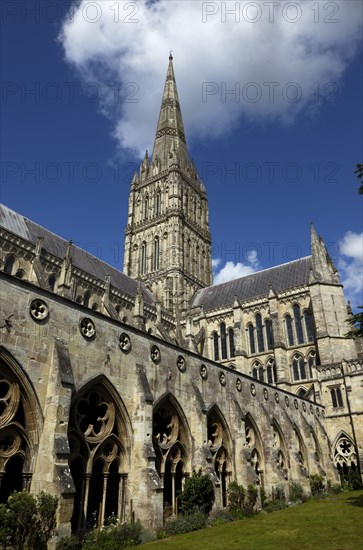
139 490 363 550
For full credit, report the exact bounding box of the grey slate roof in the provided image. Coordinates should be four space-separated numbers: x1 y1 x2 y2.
0 204 155 305
191 256 312 311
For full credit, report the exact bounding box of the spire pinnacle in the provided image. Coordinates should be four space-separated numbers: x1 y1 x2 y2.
152 55 189 169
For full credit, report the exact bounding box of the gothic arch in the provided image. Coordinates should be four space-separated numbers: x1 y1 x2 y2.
244 413 265 486
332 432 358 480
272 419 289 479
152 393 191 517
310 427 323 467
68 375 132 532
206 404 232 507
0 347 42 502
293 424 308 474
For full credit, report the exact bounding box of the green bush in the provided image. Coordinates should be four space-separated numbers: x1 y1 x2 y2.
244 484 258 515
228 481 245 512
82 520 143 550
273 485 286 502
347 469 363 490
0 489 58 549
57 534 83 550
309 474 325 495
260 487 268 508
178 469 215 515
209 509 236 526
263 500 288 513
326 479 342 495
289 482 304 502
164 510 207 536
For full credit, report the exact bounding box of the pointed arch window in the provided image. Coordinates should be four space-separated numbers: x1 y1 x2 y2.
144 195 149 220
292 354 306 381
308 350 316 378
256 314 265 353
141 242 147 275
304 310 314 342
48 274 56 292
331 387 343 408
248 325 256 355
83 290 90 308
252 361 264 381
220 322 227 360
4 255 15 275
153 237 160 271
265 319 274 350
213 333 219 361
267 358 276 385
293 304 304 344
285 314 294 346
155 191 161 216
228 328 235 358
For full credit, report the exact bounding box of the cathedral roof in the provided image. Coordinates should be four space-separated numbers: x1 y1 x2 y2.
0 204 156 305
191 256 312 311
152 54 189 168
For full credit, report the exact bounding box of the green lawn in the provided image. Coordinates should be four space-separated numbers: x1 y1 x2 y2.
140 491 363 550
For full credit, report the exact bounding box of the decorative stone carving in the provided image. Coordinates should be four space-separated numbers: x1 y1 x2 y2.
29 298 49 322
150 345 161 363
119 333 131 353
200 364 208 380
80 318 96 339
219 372 226 386
177 355 186 372
236 378 242 392
250 383 256 396
263 388 268 401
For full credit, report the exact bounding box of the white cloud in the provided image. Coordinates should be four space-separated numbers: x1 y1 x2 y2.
59 0 362 157
213 247 260 284
214 261 256 284
212 258 221 269
338 231 363 307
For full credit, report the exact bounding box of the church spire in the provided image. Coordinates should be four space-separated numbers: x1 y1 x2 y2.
152 54 189 169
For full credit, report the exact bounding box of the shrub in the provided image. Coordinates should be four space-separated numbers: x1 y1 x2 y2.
57 535 83 550
244 484 258 516
326 479 342 495
164 510 207 536
260 487 268 509
347 469 363 490
228 481 245 512
273 485 286 502
178 469 215 515
289 482 304 502
263 500 288 513
0 489 58 550
309 474 325 495
82 520 143 550
209 509 236 526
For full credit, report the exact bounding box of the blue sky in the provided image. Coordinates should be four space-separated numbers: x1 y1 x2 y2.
1 1 363 307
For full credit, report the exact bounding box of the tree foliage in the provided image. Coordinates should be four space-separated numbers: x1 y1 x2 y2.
178 469 215 515
346 306 363 339
354 163 363 194
0 489 58 549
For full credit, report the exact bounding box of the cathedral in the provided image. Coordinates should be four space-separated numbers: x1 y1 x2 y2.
0 55 362 538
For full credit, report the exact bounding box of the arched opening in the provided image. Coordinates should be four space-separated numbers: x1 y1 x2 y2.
0 349 40 503
152 395 191 518
245 414 265 488
207 406 232 508
3 255 15 275
68 379 131 533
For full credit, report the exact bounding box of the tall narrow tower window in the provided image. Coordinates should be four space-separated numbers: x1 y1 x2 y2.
293 304 304 344
156 191 161 216
153 237 160 271
248 325 256 355
304 310 314 342
141 242 147 275
220 322 227 359
265 319 274 350
256 314 265 353
213 333 219 361
285 315 294 346
144 196 149 220
229 328 235 358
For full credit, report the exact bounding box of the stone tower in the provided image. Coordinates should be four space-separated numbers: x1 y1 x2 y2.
123 55 212 314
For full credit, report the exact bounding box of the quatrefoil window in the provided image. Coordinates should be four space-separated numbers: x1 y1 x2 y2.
119 333 131 353
200 364 208 380
177 356 186 372
29 299 49 322
150 345 161 363
75 391 115 443
80 318 96 339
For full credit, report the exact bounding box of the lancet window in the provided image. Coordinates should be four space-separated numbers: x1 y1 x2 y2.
153 398 190 518
68 382 130 532
207 408 231 508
